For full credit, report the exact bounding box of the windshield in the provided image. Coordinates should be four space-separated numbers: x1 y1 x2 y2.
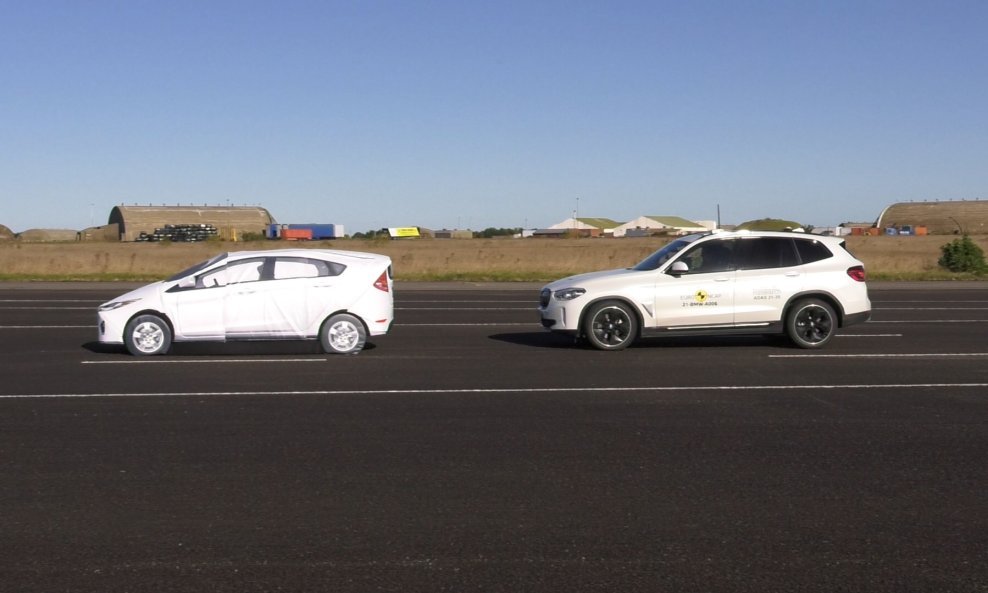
632 234 706 271
166 252 228 282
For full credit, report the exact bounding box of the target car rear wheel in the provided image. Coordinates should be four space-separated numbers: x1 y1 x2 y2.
320 314 367 354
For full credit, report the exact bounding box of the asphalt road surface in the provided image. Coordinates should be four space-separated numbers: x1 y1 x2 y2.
1 281 986 592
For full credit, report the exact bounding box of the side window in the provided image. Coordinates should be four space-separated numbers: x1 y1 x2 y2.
677 239 736 273
273 257 346 280
737 238 798 270
198 266 228 288
225 259 264 284
794 239 834 264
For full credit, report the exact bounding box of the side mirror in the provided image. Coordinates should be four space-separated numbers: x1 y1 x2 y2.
668 261 689 275
178 276 196 289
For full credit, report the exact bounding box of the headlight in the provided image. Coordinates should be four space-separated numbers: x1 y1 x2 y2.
98 299 138 312
554 288 586 301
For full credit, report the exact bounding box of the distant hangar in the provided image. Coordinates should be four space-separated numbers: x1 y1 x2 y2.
876 200 988 235
109 205 275 241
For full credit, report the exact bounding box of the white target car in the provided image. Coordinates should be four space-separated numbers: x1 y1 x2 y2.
98 249 393 355
538 230 871 350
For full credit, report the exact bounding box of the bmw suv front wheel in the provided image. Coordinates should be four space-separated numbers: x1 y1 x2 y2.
583 301 638 351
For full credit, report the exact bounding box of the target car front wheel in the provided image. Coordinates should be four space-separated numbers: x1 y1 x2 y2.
124 314 172 356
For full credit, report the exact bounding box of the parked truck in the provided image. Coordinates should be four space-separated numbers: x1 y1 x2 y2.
267 223 344 240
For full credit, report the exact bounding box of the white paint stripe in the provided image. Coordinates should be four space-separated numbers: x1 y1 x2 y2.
396 307 531 311
396 323 534 326
0 325 91 329
3 383 987 399
0 323 537 330
873 300 988 303
0 306 92 310
879 307 988 310
869 319 988 323
0 299 101 303
82 358 327 364
837 334 902 337
770 353 988 358
399 300 534 303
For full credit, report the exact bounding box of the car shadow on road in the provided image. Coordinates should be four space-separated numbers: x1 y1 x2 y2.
487 332 581 349
488 332 791 350
81 341 377 356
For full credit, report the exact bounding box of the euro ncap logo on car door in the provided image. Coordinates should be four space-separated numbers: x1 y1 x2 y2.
680 290 721 307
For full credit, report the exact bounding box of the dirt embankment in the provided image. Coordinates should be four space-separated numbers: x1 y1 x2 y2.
0 235 985 281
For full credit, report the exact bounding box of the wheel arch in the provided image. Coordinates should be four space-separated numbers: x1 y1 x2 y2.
127 309 174 335
320 309 369 334
576 296 645 339
782 291 846 327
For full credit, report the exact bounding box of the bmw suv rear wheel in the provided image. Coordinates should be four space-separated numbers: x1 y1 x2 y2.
786 298 836 349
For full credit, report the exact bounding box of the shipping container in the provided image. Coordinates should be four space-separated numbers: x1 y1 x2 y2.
268 223 344 240
281 228 313 240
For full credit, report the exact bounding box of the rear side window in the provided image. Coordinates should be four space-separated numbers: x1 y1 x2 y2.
736 238 799 270
272 257 346 280
794 239 834 264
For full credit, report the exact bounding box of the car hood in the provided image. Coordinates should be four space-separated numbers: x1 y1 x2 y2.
544 267 644 290
101 280 166 307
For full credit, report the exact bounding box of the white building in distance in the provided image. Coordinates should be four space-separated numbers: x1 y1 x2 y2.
612 215 710 237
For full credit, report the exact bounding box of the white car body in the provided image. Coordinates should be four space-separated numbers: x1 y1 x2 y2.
538 230 871 350
98 249 393 355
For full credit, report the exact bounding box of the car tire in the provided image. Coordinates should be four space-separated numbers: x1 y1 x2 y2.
124 314 172 356
785 298 837 349
583 301 638 351
320 313 367 354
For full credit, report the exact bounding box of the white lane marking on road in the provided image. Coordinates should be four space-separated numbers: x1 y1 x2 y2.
0 325 91 329
396 323 535 326
872 300 988 303
0 299 102 303
770 352 988 358
0 323 539 329
878 307 988 310
0 307 92 310
82 359 327 364
837 334 902 337
399 300 535 303
869 319 988 323
396 307 531 311
3 383 988 399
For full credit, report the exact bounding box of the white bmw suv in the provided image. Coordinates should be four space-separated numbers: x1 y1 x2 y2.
538 230 870 350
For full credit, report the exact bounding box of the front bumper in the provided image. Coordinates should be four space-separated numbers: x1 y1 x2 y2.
97 312 127 345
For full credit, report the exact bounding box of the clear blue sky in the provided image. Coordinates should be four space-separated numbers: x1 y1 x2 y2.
2 0 986 234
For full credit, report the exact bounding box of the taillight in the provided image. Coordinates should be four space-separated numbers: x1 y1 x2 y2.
373 271 390 292
847 266 866 282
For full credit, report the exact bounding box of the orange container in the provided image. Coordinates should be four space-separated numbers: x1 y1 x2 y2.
281 228 313 240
